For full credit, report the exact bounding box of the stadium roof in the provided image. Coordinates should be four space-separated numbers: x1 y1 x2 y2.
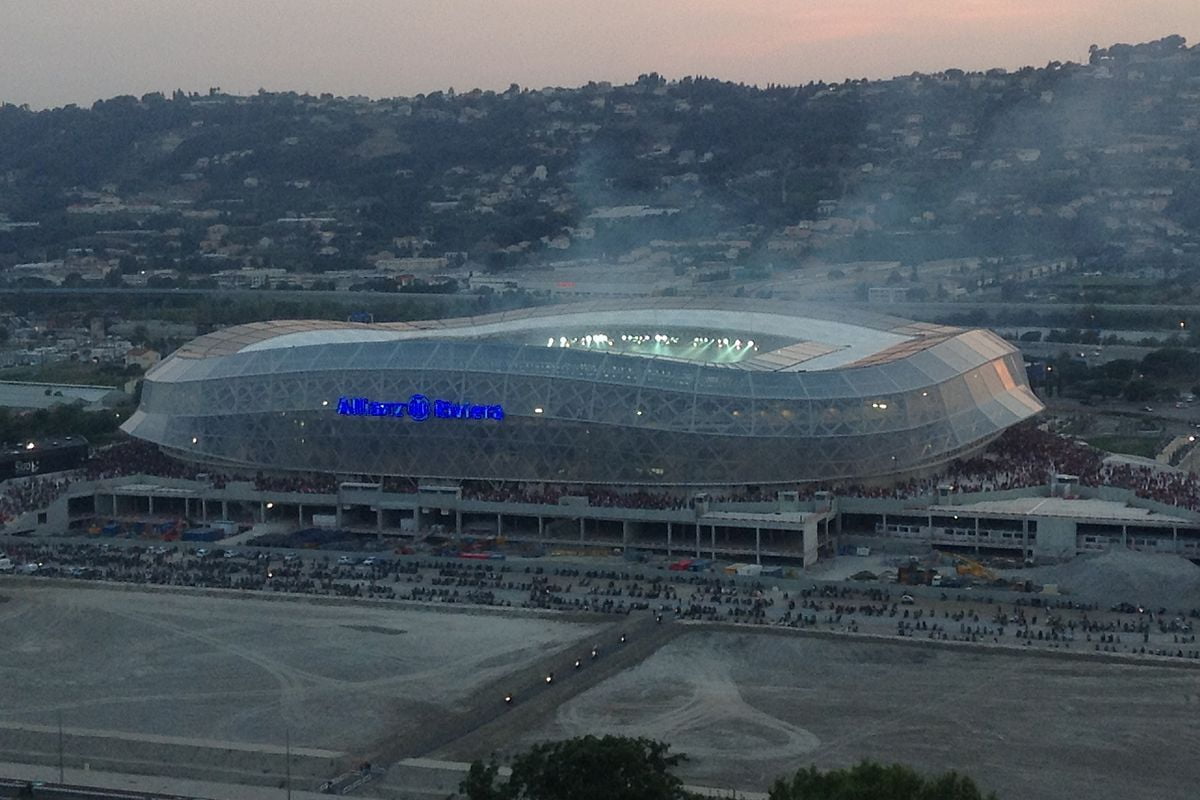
177 298 964 373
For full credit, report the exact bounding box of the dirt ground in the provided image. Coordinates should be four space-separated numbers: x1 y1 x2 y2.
4 582 1199 800
518 630 1200 800
0 585 599 754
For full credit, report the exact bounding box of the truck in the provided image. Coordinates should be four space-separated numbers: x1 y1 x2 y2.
0 556 13 572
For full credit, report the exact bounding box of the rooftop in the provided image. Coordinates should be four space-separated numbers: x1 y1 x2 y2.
0 381 124 411
175 298 967 373
930 497 1191 526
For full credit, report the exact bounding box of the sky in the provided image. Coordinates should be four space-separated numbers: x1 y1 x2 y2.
2 0 1199 109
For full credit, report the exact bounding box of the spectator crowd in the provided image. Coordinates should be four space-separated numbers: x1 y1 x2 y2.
2 423 1200 522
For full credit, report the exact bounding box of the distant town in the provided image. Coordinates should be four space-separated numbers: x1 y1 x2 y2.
0 35 1197 312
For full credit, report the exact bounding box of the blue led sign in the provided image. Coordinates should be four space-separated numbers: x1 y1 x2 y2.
336 394 504 421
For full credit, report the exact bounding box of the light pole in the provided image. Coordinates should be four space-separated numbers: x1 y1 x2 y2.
57 711 64 783
285 727 292 800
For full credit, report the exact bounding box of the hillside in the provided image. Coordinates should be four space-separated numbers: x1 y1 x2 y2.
0 35 1198 298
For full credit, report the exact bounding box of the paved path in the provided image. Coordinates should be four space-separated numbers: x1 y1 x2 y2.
0 761 328 800
361 611 682 771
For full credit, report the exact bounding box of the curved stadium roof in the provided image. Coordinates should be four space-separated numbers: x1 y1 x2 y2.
174 298 966 374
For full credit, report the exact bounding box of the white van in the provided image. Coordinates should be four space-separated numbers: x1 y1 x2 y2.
0 557 14 572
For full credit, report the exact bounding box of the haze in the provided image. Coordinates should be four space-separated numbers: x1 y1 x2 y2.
2 0 1200 108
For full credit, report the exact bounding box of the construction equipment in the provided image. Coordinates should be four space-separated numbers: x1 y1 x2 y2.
937 550 999 582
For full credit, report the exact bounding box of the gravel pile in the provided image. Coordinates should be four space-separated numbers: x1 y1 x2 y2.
1017 550 1200 610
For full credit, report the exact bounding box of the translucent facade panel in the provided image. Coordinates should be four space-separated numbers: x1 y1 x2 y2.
299 345 352 370
933 340 983 374
508 347 567 376
694 370 751 397
641 363 700 392
592 355 647 386
796 371 852 399
906 349 960 383
873 361 929 392
549 350 605 380
841 368 899 396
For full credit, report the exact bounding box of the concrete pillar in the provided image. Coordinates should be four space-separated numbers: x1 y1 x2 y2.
1122 525 1128 548
336 503 343 530
259 501 266 523
579 517 586 542
497 512 502 538
695 523 701 558
755 527 761 565
710 525 716 560
666 522 672 557
974 517 980 555
201 498 207 522
456 510 462 535
298 504 304 526
377 507 383 532
221 500 228 520
537 516 544 537
148 496 154 515
1173 527 1178 554
622 520 631 545
1022 519 1029 556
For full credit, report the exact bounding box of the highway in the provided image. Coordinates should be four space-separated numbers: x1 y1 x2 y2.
2 286 1200 318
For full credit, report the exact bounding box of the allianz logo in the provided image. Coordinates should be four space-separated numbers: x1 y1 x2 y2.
336 394 505 421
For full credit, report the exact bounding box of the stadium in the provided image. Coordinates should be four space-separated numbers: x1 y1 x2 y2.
121 298 1043 487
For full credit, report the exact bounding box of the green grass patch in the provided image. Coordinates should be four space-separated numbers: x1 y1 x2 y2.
1084 435 1164 459
0 361 135 387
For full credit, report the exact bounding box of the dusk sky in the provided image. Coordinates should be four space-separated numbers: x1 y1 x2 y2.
3 0 1199 108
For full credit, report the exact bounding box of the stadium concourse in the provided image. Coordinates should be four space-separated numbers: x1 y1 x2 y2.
2 423 1200 567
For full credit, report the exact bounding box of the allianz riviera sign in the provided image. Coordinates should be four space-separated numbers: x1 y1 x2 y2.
336 394 505 422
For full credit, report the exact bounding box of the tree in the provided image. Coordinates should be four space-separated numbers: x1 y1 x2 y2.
769 761 997 800
460 736 695 800
1123 378 1158 402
